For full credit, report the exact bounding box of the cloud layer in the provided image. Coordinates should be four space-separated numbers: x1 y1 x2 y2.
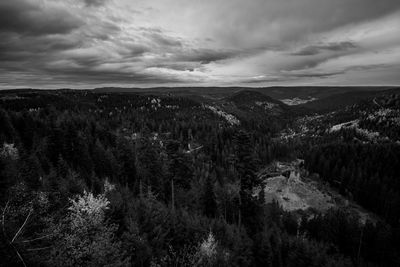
0 0 399 88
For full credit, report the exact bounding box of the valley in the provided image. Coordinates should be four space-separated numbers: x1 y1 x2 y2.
1 86 400 266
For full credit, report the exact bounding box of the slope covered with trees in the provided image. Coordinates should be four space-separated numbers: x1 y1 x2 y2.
0 89 399 266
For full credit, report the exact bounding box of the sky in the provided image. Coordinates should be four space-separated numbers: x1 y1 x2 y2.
0 0 400 89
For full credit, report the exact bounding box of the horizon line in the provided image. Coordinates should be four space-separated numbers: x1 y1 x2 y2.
1 85 399 91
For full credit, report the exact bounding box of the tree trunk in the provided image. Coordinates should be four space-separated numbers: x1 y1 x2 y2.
139 179 143 198
238 193 242 228
224 200 227 222
171 179 175 212
357 226 364 266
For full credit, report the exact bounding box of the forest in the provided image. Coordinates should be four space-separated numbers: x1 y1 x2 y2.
1 89 400 266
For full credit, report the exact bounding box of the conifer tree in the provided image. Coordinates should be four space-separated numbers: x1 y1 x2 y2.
20 153 41 190
202 171 217 218
234 130 263 230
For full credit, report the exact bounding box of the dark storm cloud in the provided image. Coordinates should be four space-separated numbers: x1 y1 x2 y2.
0 32 82 65
85 21 121 40
0 0 120 76
0 71 185 88
289 71 345 78
44 68 185 84
243 70 346 84
150 63 192 72
0 0 83 36
0 0 400 88
311 0 400 28
0 33 82 54
121 45 151 57
177 49 238 64
84 0 108 7
150 33 182 47
243 77 288 84
0 63 188 88
140 28 183 47
190 0 400 50
278 64 390 82
292 42 357 56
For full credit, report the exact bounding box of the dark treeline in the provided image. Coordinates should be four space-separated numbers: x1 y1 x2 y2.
0 91 399 266
305 142 400 226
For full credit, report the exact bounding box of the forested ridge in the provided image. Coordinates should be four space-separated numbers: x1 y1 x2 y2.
1 89 399 266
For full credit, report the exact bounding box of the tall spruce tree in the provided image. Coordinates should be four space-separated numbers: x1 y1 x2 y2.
202 169 217 218
234 130 263 231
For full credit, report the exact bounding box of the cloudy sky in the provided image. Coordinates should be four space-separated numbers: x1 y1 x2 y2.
0 0 400 88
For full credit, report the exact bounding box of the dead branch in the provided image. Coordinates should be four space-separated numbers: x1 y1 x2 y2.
10 242 27 267
2 199 10 240
11 208 33 243
21 234 52 243
2 199 29 267
26 246 52 252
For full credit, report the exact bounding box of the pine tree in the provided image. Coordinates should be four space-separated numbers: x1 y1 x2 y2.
234 130 261 192
20 153 41 190
202 171 217 218
165 139 192 209
56 155 69 179
0 109 16 143
166 140 180 210
116 138 136 188
136 137 163 197
234 130 263 230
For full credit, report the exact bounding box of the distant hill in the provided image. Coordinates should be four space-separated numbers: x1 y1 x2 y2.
297 87 400 112
253 86 392 100
226 90 285 106
93 86 392 99
298 90 379 112
2 86 396 114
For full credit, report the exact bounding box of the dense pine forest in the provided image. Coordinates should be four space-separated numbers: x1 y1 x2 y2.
1 88 400 266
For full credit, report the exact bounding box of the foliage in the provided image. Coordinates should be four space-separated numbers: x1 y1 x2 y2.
0 90 399 266
48 191 128 266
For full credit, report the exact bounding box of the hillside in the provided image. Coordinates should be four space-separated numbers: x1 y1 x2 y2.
93 86 391 100
1 87 400 266
298 90 382 112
